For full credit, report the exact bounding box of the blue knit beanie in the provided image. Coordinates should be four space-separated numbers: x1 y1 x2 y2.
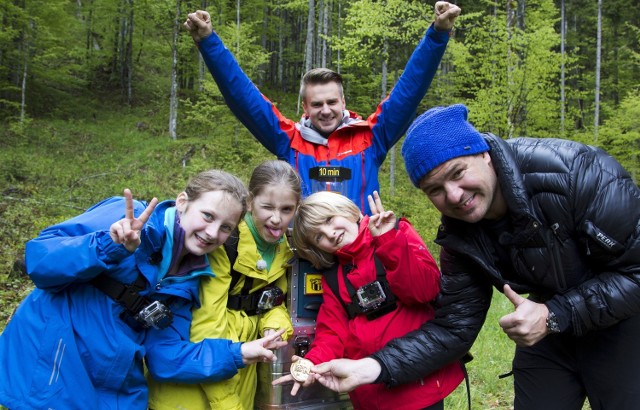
401 104 490 187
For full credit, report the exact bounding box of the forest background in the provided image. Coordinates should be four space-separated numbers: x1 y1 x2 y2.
0 0 638 408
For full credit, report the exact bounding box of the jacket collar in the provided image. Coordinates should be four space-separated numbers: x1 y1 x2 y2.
297 110 364 146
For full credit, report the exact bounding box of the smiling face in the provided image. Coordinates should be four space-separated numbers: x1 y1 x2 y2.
176 190 243 256
302 81 346 136
249 184 298 244
313 214 360 254
418 153 507 223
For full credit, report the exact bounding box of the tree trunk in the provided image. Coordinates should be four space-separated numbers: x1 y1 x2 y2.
560 0 565 134
506 0 515 138
126 0 133 105
321 0 329 68
198 0 208 92
304 0 314 73
380 39 393 196
594 0 602 141
277 0 284 87
259 2 268 86
316 0 323 67
299 0 315 115
20 42 28 124
336 0 341 73
169 0 180 140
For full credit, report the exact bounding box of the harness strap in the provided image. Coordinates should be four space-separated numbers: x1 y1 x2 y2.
91 273 150 315
323 254 395 320
224 227 273 314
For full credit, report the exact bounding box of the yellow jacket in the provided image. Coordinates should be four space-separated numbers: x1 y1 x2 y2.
147 221 294 410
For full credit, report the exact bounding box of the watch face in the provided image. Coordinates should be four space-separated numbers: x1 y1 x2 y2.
546 312 561 333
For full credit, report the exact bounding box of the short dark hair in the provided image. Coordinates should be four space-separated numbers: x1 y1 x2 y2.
300 68 344 102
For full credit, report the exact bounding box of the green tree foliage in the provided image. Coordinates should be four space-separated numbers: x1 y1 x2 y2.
0 0 637 177
594 90 640 179
330 0 431 114
0 0 85 119
445 0 565 138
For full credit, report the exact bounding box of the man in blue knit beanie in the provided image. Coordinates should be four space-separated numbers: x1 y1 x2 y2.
309 104 640 410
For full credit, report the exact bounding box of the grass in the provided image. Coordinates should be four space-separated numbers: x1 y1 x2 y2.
0 106 590 410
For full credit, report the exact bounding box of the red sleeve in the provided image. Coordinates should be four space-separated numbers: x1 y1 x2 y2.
372 218 441 305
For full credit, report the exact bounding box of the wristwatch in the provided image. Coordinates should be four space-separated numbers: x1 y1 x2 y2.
546 311 561 334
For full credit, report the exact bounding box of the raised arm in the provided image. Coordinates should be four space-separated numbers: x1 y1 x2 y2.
184 10 294 159
25 193 155 291
369 2 460 162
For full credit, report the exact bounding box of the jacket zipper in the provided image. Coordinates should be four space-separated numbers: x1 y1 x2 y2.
548 223 566 290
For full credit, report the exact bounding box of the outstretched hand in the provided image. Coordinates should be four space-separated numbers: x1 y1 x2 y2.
109 189 158 253
367 191 396 237
184 10 213 42
272 355 315 396
433 2 461 32
312 357 381 394
241 328 288 365
498 284 550 346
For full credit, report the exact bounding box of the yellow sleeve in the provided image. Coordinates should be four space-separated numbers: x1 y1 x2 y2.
190 247 234 342
200 376 244 410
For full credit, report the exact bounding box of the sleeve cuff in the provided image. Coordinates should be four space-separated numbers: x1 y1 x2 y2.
231 342 246 369
545 299 571 333
369 354 391 385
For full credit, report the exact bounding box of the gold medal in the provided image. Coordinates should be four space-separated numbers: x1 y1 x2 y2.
289 358 314 383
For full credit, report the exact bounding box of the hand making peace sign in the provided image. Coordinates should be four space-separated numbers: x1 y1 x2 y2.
109 189 159 252
367 191 396 237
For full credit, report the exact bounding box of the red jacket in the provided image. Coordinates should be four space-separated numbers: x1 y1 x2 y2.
304 216 464 410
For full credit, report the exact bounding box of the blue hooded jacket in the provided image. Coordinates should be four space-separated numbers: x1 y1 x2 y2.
0 197 245 410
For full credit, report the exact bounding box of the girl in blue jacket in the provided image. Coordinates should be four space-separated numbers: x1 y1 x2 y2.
0 169 286 410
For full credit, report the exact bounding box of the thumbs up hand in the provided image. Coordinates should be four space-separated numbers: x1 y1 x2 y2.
498 284 550 346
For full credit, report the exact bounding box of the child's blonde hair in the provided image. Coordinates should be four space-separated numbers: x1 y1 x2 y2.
292 191 361 269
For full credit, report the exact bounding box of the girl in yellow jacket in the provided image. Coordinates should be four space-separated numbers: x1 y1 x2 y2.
148 160 300 410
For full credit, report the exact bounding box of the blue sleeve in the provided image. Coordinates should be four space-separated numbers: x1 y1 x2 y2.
197 34 294 159
144 297 245 383
370 24 450 165
24 197 137 291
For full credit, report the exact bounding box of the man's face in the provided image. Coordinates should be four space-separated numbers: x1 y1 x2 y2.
418 153 506 223
302 82 346 136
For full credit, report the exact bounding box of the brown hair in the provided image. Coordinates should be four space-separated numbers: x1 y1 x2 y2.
299 68 344 102
248 160 302 204
292 191 361 269
184 169 249 221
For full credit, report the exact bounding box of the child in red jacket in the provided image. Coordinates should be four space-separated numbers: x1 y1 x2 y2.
274 191 463 410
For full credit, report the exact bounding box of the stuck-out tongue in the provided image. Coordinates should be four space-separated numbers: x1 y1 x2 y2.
268 227 282 238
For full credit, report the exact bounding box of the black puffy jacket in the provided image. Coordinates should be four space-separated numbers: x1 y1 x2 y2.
372 134 640 386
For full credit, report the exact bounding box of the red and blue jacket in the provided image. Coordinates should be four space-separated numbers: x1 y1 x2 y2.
197 24 450 214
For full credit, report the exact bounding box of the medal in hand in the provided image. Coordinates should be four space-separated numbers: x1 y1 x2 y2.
290 358 314 383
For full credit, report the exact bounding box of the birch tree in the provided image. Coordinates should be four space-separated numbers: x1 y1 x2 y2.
594 0 602 141
169 0 180 140
560 0 566 134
